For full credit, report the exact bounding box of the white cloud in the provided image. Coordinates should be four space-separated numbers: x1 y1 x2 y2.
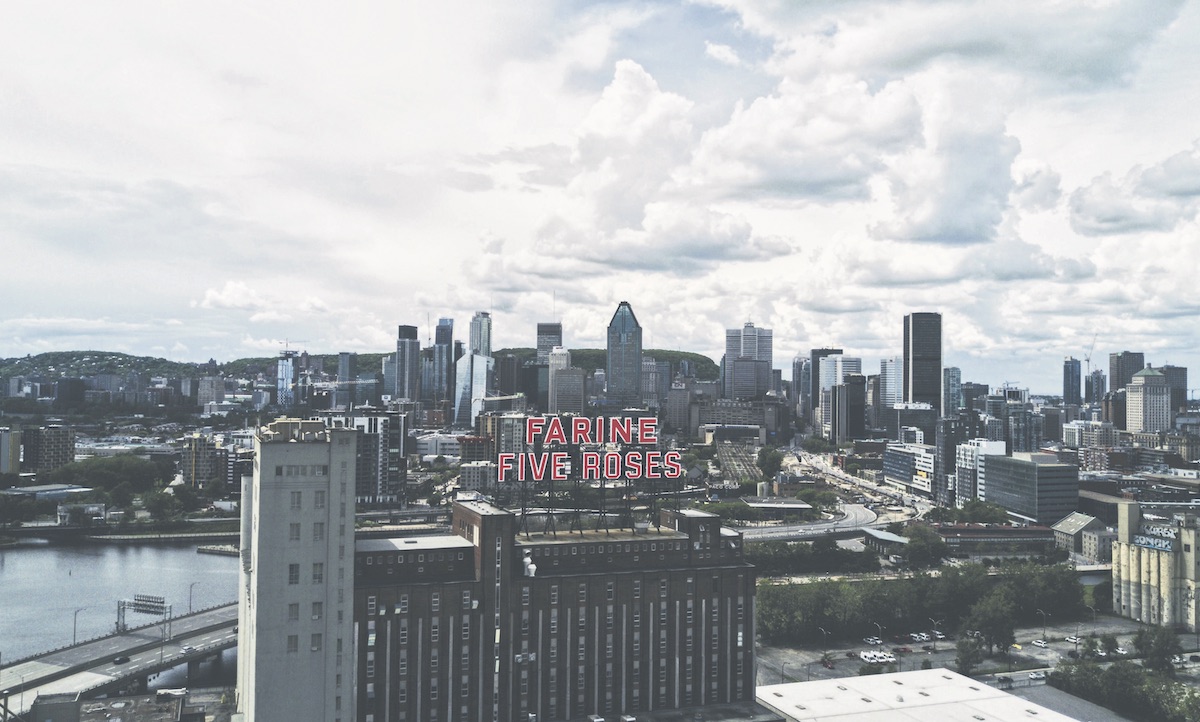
704 41 742 67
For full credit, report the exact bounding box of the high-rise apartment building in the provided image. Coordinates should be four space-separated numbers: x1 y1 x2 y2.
1126 367 1171 433
21 424 75 474
237 419 358 722
1062 357 1082 407
536 323 564 364
277 350 299 409
903 312 943 414
1109 351 1145 392
879 357 902 409
606 302 643 408
0 427 20 475
1086 369 1107 405
395 325 421 402
943 367 962 415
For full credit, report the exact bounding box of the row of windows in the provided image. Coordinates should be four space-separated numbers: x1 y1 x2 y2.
288 522 327 541
276 464 330 478
287 489 328 510
363 551 465 566
366 591 472 616
527 541 685 559
287 562 324 584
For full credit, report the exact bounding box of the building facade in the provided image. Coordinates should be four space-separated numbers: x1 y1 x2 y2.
237 419 359 722
354 499 757 722
979 452 1078 526
1112 502 1200 630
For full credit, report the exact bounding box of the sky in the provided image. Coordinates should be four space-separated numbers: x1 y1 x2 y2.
3 1 1199 394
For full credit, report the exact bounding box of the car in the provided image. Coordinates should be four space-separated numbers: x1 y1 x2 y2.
892 646 912 654
181 645 196 653
1095 649 1108 657
1115 647 1128 656
1172 655 1185 664
1032 640 1047 648
112 655 130 665
1190 654 1200 662
1065 635 1080 644
1028 671 1046 680
921 644 935 651
933 631 946 640
821 658 835 669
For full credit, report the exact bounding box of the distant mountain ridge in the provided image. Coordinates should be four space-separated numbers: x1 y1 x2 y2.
0 348 720 382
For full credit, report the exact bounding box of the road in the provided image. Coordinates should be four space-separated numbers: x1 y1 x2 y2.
0 603 237 717
742 503 878 540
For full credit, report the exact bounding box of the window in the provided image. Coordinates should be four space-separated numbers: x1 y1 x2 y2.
275 465 283 476
606 582 614 601
312 563 324 584
432 592 440 612
432 621 440 643
314 522 325 541
522 586 530 605
550 609 558 634
312 602 323 620
287 634 298 653
550 585 559 604
311 633 323 651
633 581 641 598
289 523 301 541
462 590 471 607
431 649 439 672
399 623 408 644
290 491 301 510
288 603 299 621
288 563 300 585
399 595 408 613
315 490 326 509
462 620 470 639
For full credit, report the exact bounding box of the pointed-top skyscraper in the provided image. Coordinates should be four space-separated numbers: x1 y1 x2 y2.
606 301 643 408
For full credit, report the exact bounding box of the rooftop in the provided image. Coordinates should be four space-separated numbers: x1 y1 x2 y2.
757 668 1080 722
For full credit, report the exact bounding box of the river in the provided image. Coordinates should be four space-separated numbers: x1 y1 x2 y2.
0 539 239 666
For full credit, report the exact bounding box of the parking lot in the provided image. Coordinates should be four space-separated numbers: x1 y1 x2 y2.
756 613 1200 687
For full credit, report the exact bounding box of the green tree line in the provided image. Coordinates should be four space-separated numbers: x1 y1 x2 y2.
757 561 1082 646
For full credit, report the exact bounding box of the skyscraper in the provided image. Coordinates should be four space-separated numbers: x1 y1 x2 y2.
536 322 563 364
723 322 772 398
430 317 455 403
879 357 902 409
335 352 358 410
1085 369 1106 404
606 301 643 408
943 366 962 414
903 312 943 414
395 325 421 401
277 350 299 408
809 348 842 426
1126 367 1171 433
1109 351 1145 392
469 311 492 358
1063 357 1082 406
547 346 572 413
237 419 358 722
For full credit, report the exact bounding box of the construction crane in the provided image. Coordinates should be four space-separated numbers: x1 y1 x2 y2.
1083 332 1098 379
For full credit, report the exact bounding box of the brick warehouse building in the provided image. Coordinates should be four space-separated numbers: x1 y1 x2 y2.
353 497 757 722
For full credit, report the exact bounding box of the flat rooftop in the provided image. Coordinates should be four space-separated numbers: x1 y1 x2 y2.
357 535 474 553
757 669 1080 722
514 525 687 546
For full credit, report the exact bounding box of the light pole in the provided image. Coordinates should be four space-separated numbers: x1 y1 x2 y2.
159 620 167 668
188 582 199 614
1036 609 1050 641
781 661 793 683
817 626 830 659
873 621 885 641
929 618 943 651
73 607 87 645
1086 605 1097 638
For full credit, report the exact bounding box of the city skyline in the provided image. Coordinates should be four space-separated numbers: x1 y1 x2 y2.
3 2 1200 393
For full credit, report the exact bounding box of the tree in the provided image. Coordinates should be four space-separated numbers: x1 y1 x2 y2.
757 447 783 480
143 490 180 521
1133 625 1183 675
904 524 948 569
956 636 985 676
968 587 1016 655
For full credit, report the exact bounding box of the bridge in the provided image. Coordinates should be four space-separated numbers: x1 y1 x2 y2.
0 603 237 718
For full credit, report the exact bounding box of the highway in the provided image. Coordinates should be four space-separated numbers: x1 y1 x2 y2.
741 503 879 540
0 603 236 717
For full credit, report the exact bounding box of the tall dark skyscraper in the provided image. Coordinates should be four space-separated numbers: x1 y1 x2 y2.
536 322 563 364
395 324 421 401
1085 369 1107 404
1063 356 1082 406
1109 350 1145 392
335 351 358 409
903 312 942 414
606 301 643 408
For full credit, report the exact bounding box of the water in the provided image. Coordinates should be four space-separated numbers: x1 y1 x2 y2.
0 539 239 663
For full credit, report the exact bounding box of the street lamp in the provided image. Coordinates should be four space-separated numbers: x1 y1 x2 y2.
73 607 87 645
188 582 200 614
781 661 793 683
1036 608 1050 641
929 618 943 651
817 626 830 659
1086 605 1098 638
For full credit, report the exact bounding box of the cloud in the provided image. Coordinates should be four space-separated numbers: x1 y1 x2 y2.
1069 172 1187 236
1011 160 1062 212
705 41 742 67
196 281 271 312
